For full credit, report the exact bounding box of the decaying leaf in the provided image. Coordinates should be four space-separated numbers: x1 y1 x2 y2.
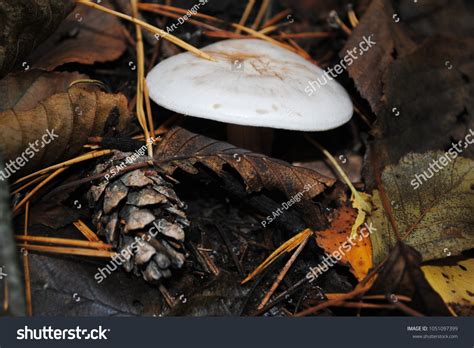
28 253 163 316
316 206 373 281
28 0 127 71
369 241 452 316
155 127 336 228
0 70 131 177
369 152 474 264
345 0 474 168
0 0 74 78
422 258 474 316
342 0 416 113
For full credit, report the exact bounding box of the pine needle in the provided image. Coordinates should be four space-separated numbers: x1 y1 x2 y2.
13 167 68 215
131 0 153 158
15 235 111 250
251 0 271 29
13 149 112 186
236 0 256 34
242 228 313 284
73 220 101 243
75 0 215 61
22 202 32 316
16 244 116 258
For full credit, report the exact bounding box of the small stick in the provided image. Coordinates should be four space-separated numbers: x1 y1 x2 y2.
16 244 116 258
257 234 309 310
75 0 215 61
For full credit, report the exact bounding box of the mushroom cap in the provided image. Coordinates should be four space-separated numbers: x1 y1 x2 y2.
146 39 353 131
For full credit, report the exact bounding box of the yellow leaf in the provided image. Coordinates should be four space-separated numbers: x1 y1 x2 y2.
350 191 372 239
422 259 474 316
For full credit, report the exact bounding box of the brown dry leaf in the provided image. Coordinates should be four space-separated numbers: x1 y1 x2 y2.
342 0 416 114
369 241 452 316
316 206 373 281
344 0 474 168
28 1 127 71
0 70 131 177
155 127 335 227
0 0 74 78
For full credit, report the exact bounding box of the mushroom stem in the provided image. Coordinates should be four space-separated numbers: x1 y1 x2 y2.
227 125 274 154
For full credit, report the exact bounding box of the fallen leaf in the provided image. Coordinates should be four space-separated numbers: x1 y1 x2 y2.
0 0 74 78
369 241 452 316
155 127 336 228
0 70 131 177
344 0 474 168
369 152 474 264
28 253 162 316
316 206 373 281
28 1 127 71
342 0 416 113
422 258 474 316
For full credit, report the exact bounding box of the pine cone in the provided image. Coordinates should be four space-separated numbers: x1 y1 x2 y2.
87 151 189 283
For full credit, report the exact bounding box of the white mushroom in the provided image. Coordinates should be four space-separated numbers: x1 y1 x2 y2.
146 39 353 152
